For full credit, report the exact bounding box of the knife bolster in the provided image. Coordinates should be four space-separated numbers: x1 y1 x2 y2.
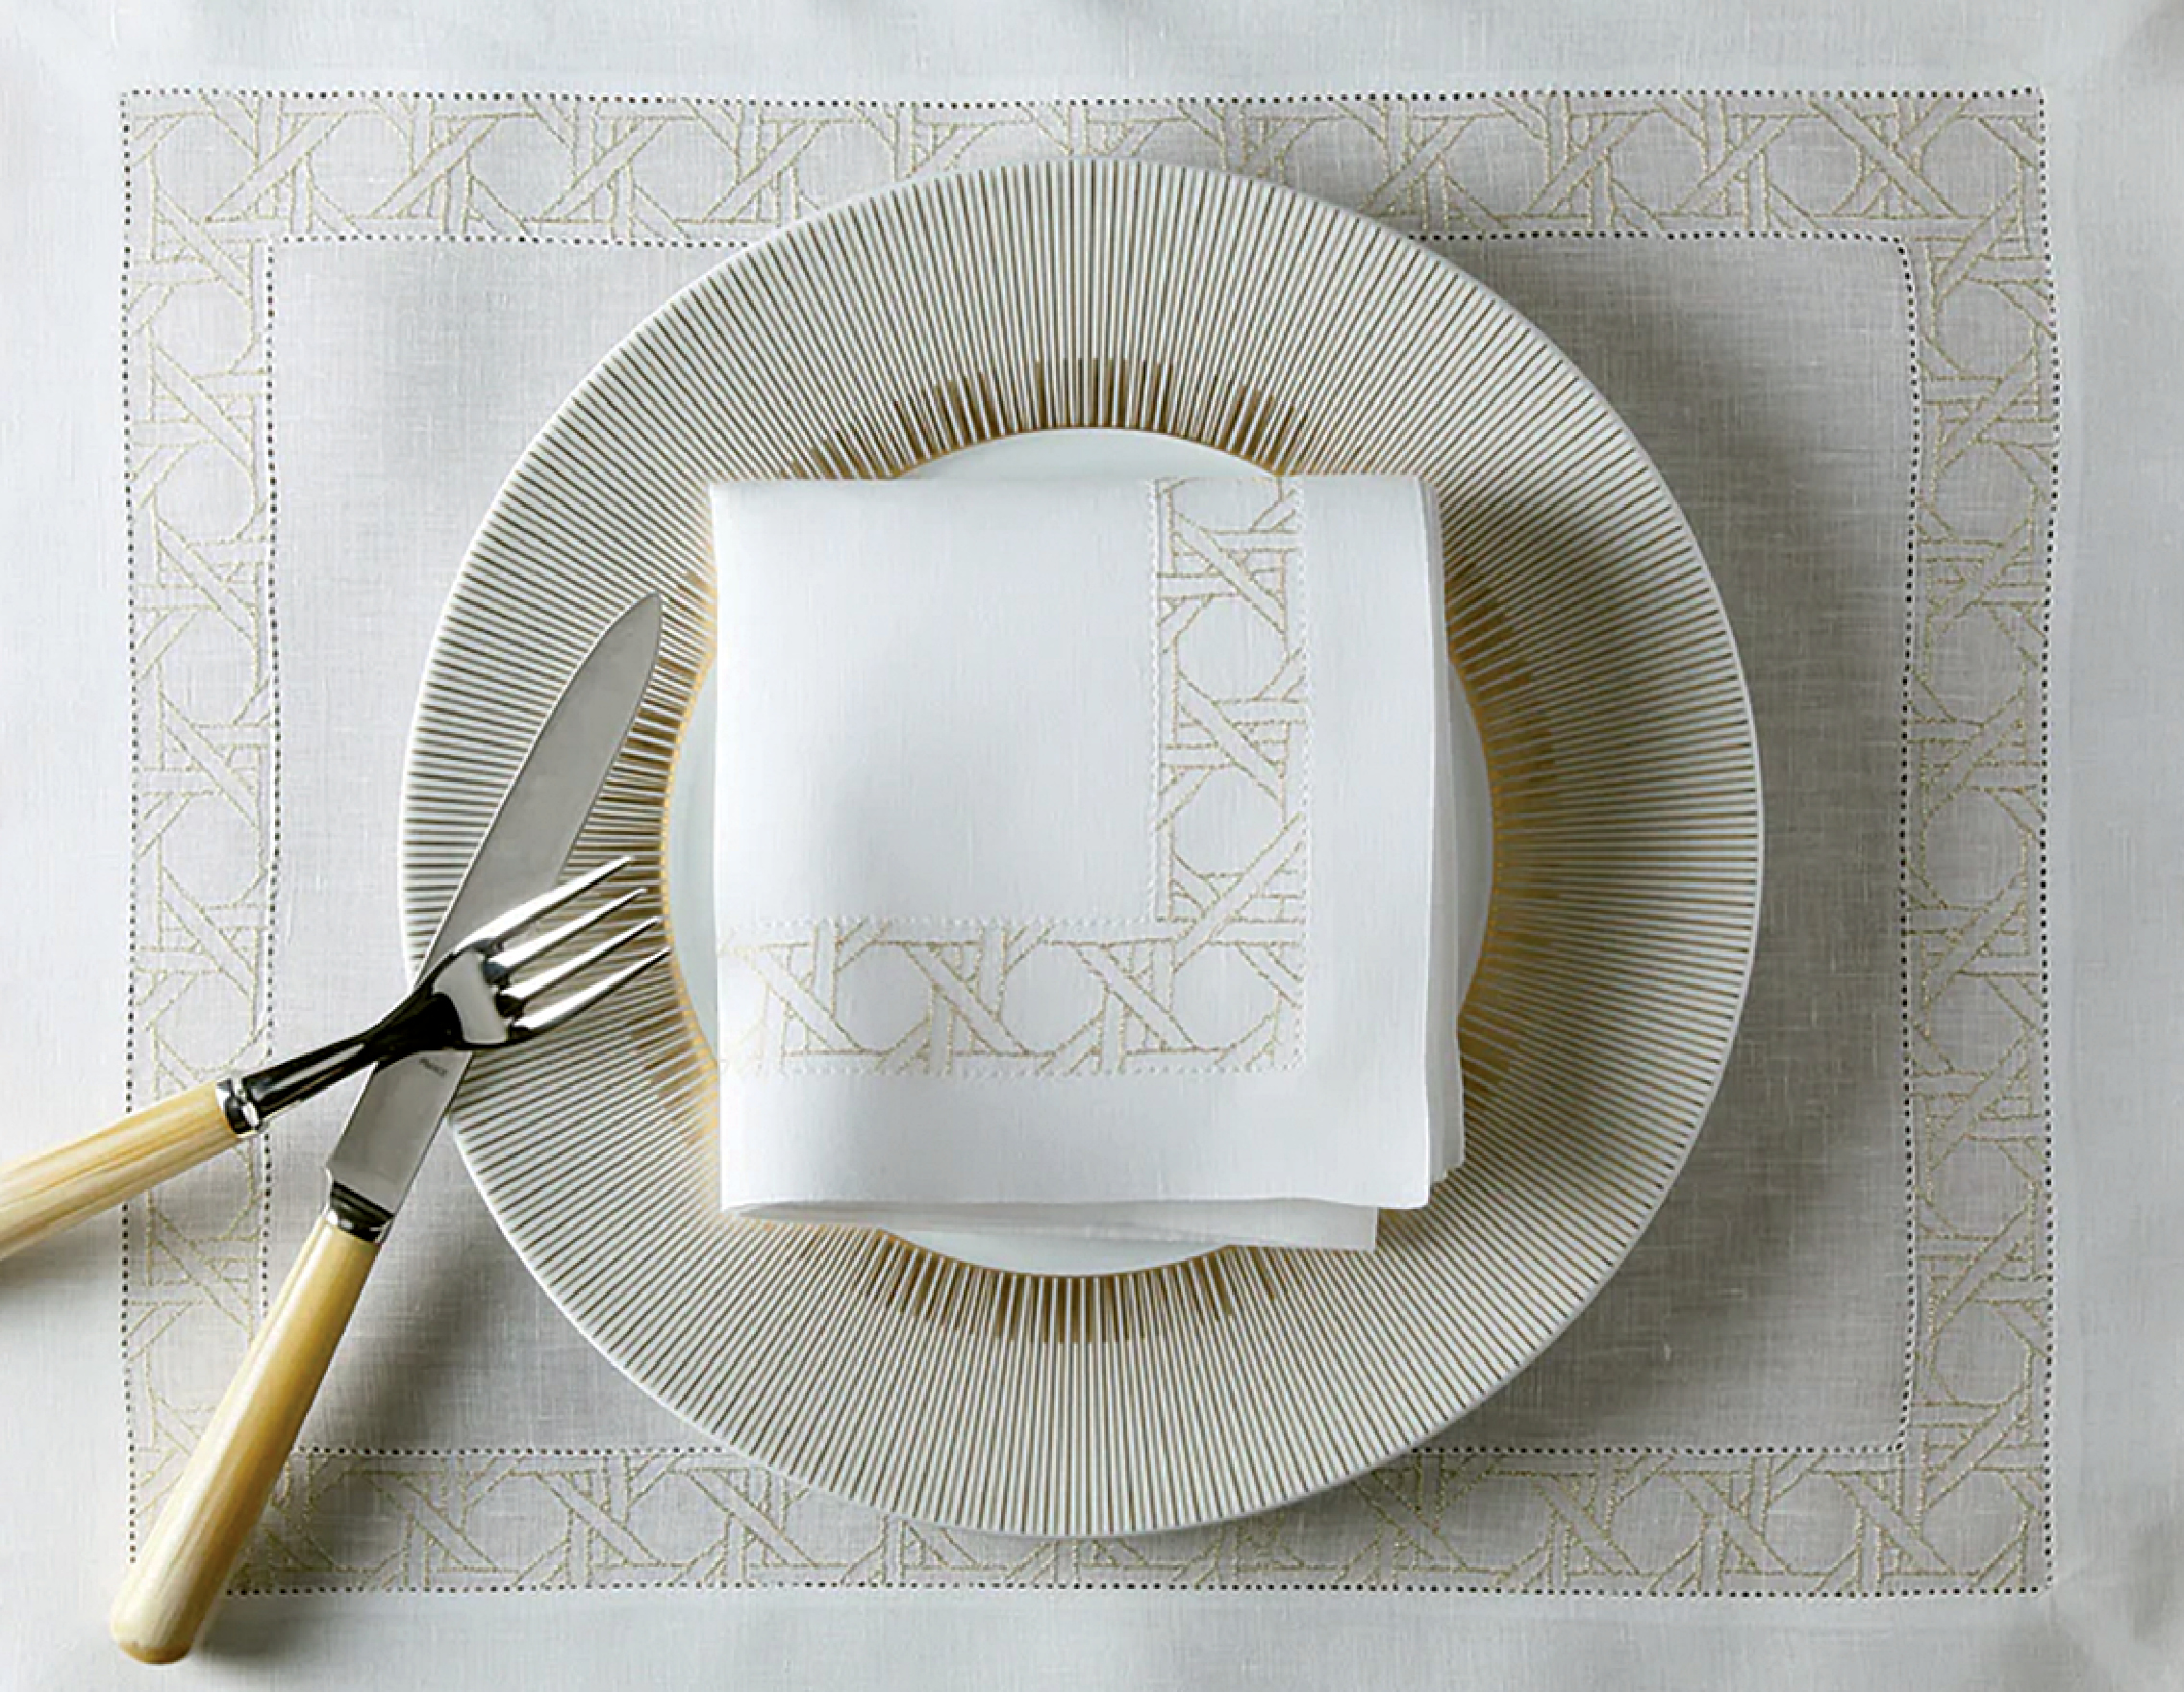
325 1180 395 1244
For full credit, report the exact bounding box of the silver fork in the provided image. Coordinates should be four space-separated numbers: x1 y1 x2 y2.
0 857 667 1261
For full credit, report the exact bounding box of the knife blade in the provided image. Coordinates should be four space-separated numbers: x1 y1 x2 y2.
326 593 665 1232
111 592 665 1663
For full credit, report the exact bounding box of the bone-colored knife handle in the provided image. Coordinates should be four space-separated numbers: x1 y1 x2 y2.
0 1083 240 1262
111 1212 379 1664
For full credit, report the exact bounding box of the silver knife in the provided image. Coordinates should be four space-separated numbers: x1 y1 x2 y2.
110 593 665 1663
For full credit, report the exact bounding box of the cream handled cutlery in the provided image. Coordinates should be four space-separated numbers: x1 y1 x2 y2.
0 855 660 1262
105 592 665 1663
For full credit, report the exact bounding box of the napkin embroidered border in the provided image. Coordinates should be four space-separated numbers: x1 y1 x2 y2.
715 475 1310 1078
118 88 2053 1597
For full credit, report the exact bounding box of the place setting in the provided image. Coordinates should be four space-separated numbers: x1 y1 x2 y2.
4 79 2073 1677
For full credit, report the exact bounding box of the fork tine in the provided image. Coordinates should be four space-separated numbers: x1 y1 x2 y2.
494 887 643 975
506 916 664 1004
513 946 672 1037
460 855 629 950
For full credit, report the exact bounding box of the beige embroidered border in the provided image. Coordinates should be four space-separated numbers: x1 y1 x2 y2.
120 90 2053 1595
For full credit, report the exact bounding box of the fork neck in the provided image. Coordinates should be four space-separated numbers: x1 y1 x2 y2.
235 992 464 1124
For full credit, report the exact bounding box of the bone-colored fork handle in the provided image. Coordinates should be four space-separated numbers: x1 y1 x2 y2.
0 1083 240 1262
111 1212 379 1663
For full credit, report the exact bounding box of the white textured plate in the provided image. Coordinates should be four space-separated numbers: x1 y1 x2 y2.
401 160 1763 1538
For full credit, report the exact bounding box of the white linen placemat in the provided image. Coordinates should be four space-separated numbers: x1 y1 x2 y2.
100 87 2053 1607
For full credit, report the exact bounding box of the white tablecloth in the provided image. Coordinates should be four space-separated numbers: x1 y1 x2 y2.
3 2 2179 1686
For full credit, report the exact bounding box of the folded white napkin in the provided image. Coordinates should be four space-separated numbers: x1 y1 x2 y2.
711 474 1461 1250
